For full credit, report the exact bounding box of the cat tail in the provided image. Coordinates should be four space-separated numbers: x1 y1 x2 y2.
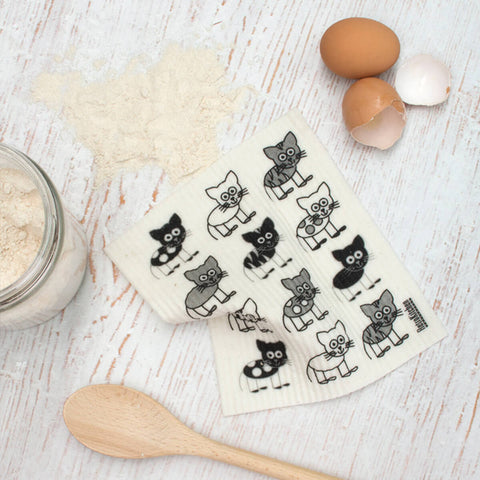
282 315 291 333
207 223 219 240
238 372 244 391
243 265 255 282
363 341 372 360
306 363 313 382
263 182 274 202
227 313 235 331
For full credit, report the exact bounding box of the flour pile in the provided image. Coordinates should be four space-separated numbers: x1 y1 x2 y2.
0 169 45 289
33 44 249 185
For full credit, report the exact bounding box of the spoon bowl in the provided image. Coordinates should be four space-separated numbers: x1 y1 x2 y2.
63 384 342 480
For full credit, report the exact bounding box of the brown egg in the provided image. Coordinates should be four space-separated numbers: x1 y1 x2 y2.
342 77 406 150
320 18 400 79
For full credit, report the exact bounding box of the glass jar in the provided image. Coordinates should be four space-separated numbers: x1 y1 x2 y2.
0 144 88 329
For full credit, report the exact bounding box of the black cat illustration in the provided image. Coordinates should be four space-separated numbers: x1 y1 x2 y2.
281 268 328 333
149 214 199 277
184 256 236 318
360 289 409 359
241 340 290 393
242 217 292 280
306 320 358 384
263 131 313 200
296 182 346 251
206 170 256 239
227 298 273 333
332 235 381 301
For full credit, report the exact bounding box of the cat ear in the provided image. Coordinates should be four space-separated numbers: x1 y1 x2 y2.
381 289 394 303
225 170 238 184
256 339 266 351
318 182 331 195
184 268 196 281
360 303 375 317
296 195 309 211
353 235 364 248
243 298 257 316
284 131 297 145
263 146 278 160
281 277 294 290
242 231 256 244
262 217 274 230
316 331 329 347
335 320 346 335
332 249 344 261
205 186 217 199
149 228 163 241
300 268 310 280
170 213 181 226
205 255 218 268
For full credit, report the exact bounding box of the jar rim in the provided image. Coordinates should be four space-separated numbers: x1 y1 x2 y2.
0 143 64 309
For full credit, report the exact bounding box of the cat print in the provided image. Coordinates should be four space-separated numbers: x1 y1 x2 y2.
184 256 236 319
228 298 273 333
263 131 313 200
206 170 256 239
241 340 290 393
332 235 381 301
281 268 328 333
306 320 358 384
149 213 199 277
242 217 292 280
360 289 409 359
296 182 346 251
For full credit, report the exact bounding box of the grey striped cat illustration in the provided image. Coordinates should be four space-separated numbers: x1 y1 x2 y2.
360 289 409 359
184 256 236 318
306 320 358 384
206 170 256 239
263 131 313 200
281 268 328 333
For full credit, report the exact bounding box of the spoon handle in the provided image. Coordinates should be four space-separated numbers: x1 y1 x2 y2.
189 434 343 480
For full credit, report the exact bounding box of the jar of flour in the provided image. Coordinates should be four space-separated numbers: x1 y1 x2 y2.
0 144 87 329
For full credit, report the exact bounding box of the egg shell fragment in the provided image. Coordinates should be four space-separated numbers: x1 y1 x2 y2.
395 54 451 106
320 17 400 79
342 77 406 150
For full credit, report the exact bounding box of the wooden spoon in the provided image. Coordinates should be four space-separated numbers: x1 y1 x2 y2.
63 384 342 480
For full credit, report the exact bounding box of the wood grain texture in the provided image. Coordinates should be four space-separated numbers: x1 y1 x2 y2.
0 1 478 479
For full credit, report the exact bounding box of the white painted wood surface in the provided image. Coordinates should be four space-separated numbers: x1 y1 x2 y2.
0 1 478 479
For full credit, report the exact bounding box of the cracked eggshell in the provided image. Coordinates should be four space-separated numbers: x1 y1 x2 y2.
395 54 451 106
342 77 406 150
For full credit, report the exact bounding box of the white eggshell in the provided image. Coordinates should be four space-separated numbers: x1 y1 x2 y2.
395 54 451 106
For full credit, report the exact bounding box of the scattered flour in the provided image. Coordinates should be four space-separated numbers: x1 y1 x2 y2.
32 44 251 185
0 169 45 290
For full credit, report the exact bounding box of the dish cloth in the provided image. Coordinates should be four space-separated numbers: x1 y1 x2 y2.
106 110 447 415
